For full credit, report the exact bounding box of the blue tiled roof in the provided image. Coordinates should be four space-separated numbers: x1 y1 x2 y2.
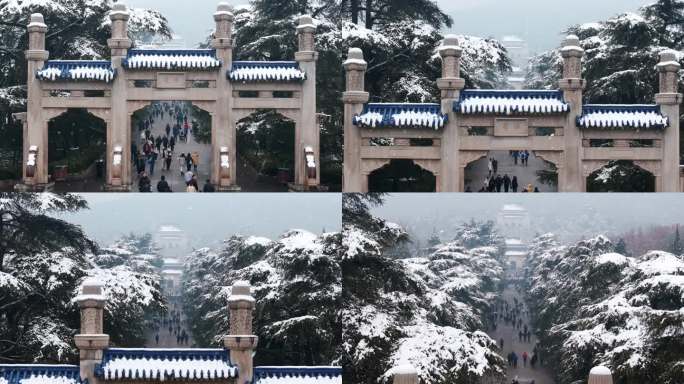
229 61 306 82
123 49 221 70
95 348 237 381
36 60 116 82
253 366 342 384
577 104 669 129
0 364 85 384
454 90 569 114
353 103 448 129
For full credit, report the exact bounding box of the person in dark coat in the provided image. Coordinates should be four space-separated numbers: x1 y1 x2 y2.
488 177 496 192
185 154 192 172
157 175 171 192
138 172 151 192
511 176 519 192
203 180 216 192
495 174 503 192
492 158 498 174
169 135 176 152
503 174 511 192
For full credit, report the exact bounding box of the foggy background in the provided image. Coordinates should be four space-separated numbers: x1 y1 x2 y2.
371 194 684 245
125 0 650 52
57 194 341 248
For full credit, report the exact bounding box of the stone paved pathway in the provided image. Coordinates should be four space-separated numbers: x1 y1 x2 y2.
488 283 555 384
135 104 211 192
465 151 557 192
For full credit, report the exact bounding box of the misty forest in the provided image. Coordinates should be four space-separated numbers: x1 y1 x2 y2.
0 193 342 368
341 193 684 384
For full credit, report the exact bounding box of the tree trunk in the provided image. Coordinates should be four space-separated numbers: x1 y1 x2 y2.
365 0 373 29
351 0 359 25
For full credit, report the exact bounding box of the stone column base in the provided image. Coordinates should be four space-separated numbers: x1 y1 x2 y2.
287 183 328 192
217 185 242 192
14 182 54 192
104 184 131 192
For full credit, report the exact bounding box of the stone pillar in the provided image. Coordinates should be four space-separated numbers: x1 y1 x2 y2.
212 2 237 190
392 365 418 384
74 278 110 384
588 366 613 384
558 35 585 192
106 3 132 191
23 13 49 188
295 15 319 189
224 281 258 384
437 35 466 192
655 49 682 192
342 48 369 192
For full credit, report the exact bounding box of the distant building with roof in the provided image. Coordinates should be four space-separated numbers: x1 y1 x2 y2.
501 36 529 90
154 225 189 259
0 280 341 384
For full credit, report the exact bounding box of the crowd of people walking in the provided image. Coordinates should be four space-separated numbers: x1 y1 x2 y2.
151 302 192 347
132 102 216 192
470 151 542 193
490 284 546 384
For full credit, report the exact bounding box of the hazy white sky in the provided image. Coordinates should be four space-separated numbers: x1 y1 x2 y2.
126 0 651 51
57 194 341 248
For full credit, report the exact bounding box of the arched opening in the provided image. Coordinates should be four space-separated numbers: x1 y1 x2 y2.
131 101 212 192
236 110 294 192
464 150 557 192
586 160 655 192
368 160 436 192
48 108 106 191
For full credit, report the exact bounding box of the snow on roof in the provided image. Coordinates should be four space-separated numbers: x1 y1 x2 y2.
158 225 182 233
589 366 612 376
253 367 341 384
229 61 306 82
36 61 115 82
95 348 237 381
455 90 569 115
353 103 447 130
505 251 527 257
577 105 668 130
501 204 525 212
162 269 183 275
0 365 83 384
123 49 221 70
505 239 522 245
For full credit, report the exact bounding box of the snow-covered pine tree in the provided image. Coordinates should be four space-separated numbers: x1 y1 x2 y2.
525 0 684 164
182 230 341 365
0 193 166 362
341 194 506 384
526 233 684 384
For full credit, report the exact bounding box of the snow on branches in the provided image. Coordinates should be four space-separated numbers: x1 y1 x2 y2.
526 233 684 383
342 213 506 384
183 230 341 366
